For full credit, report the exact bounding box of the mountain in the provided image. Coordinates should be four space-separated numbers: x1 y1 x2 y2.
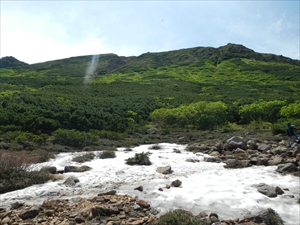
0 56 28 68
25 43 299 77
0 43 299 135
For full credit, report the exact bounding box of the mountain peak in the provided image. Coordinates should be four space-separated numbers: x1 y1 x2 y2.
0 56 28 68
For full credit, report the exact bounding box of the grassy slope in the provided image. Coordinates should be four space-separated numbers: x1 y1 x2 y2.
0 43 299 133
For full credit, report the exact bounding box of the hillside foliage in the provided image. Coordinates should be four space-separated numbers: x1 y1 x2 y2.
0 44 299 140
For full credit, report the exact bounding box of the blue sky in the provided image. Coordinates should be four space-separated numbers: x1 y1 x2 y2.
1 1 299 64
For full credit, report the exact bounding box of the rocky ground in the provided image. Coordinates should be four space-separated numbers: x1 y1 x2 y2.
0 129 299 225
0 191 285 225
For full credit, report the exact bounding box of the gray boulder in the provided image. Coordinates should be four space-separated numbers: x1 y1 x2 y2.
63 176 80 186
276 163 298 173
156 165 173 174
255 183 277 198
225 136 246 150
257 144 271 153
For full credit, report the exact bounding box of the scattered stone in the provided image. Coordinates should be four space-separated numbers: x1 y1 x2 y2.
225 136 246 150
186 158 200 163
156 165 173 174
10 201 24 210
134 186 143 192
276 163 298 173
204 156 217 162
224 159 244 168
257 144 271 153
255 183 278 198
171 179 182 187
18 207 39 220
136 200 150 208
63 176 80 186
98 190 116 196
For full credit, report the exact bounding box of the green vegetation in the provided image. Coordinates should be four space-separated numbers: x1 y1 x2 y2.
98 150 116 159
125 151 152 165
0 151 51 194
151 209 203 225
0 43 299 145
72 152 95 163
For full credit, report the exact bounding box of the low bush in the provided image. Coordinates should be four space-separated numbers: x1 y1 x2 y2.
125 151 152 165
151 209 203 225
98 150 116 159
149 144 161 150
52 129 98 147
3 131 48 145
0 151 50 194
72 153 95 163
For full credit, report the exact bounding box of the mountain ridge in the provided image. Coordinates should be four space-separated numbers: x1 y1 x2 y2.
1 43 298 71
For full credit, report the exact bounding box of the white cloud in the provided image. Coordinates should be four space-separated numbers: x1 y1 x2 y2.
1 1 299 62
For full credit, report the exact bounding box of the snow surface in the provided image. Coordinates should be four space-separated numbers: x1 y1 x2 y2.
0 143 299 224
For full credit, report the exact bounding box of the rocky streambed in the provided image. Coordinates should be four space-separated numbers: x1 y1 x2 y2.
0 135 299 225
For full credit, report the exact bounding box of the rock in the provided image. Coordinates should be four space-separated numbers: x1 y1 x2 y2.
276 163 298 173
255 183 277 198
10 201 24 210
247 139 257 149
63 176 80 186
75 217 85 223
204 156 217 162
296 153 300 162
40 166 57 174
0 211 12 220
225 136 246 150
275 186 284 195
19 207 39 220
136 200 150 208
224 159 244 168
257 144 270 153
171 179 182 187
268 155 283 165
242 208 284 225
134 186 143 192
256 156 269 166
186 158 200 163
156 165 173 174
91 206 119 217
198 211 208 217
209 151 220 157
64 166 77 173
98 190 116 196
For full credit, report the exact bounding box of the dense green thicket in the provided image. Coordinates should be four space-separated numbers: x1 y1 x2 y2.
0 44 299 138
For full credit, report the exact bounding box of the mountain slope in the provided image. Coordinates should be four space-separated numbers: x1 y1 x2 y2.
0 43 299 134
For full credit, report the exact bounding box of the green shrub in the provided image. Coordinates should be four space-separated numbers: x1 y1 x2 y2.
149 144 161 150
151 209 203 225
0 169 50 194
122 138 140 147
3 131 48 145
98 150 116 159
90 129 126 140
52 129 98 147
125 151 152 165
72 153 95 163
